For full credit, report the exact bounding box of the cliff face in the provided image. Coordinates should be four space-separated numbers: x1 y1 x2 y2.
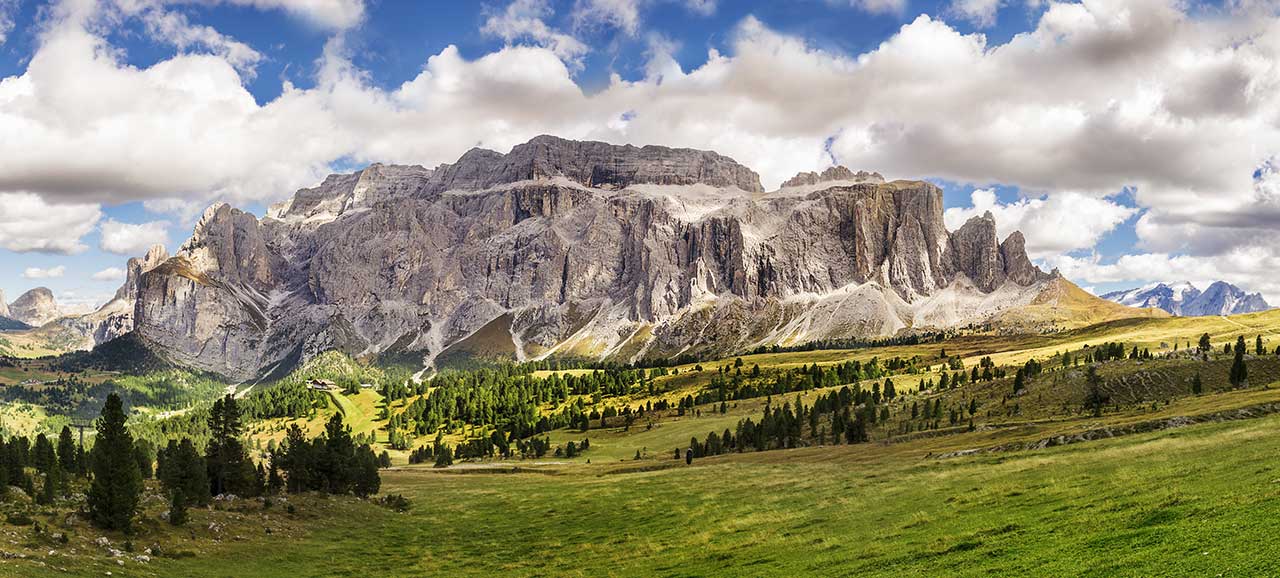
134 136 1051 380
9 288 62 327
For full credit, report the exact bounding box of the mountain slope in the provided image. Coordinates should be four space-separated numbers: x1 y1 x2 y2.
1102 281 1270 316
8 288 62 327
132 136 1151 380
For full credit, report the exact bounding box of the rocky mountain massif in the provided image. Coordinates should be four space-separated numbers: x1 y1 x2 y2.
1102 282 1271 316
115 135 1145 381
5 287 62 327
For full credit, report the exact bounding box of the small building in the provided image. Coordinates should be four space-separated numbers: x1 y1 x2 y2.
359 383 375 389
307 379 337 391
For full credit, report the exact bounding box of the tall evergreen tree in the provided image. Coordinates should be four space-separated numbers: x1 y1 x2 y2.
1230 336 1248 388
206 395 257 497
87 393 142 532
56 426 76 476
158 438 209 526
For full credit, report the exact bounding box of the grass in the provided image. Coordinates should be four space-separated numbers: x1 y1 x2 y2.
13 397 1280 577
11 311 1280 575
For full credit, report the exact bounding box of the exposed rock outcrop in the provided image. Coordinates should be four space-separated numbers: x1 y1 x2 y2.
780 166 884 188
134 137 1057 380
1102 281 1271 316
9 288 62 327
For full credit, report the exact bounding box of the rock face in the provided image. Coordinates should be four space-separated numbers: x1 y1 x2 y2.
0 289 9 319
134 136 1054 380
780 167 884 188
1102 281 1271 316
9 288 62 327
34 245 172 350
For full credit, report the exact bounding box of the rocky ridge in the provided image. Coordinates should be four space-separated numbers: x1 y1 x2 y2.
133 136 1072 380
1102 281 1271 316
8 288 62 327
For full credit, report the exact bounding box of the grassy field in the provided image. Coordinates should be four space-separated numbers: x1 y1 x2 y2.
8 310 1280 576
10 391 1280 577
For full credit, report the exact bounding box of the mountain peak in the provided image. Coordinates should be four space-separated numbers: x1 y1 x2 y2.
9 287 62 327
780 166 884 188
1102 280 1270 316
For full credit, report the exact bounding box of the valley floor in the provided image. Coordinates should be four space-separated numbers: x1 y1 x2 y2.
11 387 1280 577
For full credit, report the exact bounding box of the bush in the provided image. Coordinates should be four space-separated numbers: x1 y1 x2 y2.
6 512 34 526
376 494 411 513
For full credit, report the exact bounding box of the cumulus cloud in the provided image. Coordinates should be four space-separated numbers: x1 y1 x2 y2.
192 0 365 30
572 0 643 35
91 267 127 281
137 7 264 75
1045 248 1280 303
0 0 1278 285
0 0 18 45
23 265 66 279
950 0 1003 27
483 0 590 65
944 189 1137 258
846 0 909 16
0 193 102 254
99 219 170 256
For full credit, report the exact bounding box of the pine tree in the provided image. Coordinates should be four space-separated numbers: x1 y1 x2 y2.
206 395 257 497
353 445 381 497
1230 336 1248 388
1257 335 1265 356
158 438 209 526
88 393 142 532
56 426 76 476
1191 372 1203 395
1199 333 1211 353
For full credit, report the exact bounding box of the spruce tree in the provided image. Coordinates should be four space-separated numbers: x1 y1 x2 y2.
1199 333 1211 353
56 426 76 476
1230 336 1248 388
206 395 257 497
1192 372 1203 395
88 393 142 532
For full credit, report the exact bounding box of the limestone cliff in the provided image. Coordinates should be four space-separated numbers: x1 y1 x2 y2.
134 136 1054 380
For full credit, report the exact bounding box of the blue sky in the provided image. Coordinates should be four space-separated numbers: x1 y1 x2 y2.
1 0 1277 311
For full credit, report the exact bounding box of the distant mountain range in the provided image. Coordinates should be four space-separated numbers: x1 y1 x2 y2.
1101 281 1271 316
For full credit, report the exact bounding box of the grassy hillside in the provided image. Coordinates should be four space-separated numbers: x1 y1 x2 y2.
7 308 1280 576
11 389 1280 577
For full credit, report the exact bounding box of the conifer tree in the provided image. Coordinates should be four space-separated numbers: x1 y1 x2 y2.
1230 336 1248 388
56 426 76 476
88 393 142 532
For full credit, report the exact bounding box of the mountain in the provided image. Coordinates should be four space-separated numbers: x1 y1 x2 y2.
0 288 9 319
131 135 1141 380
1102 281 1270 316
43 245 171 349
8 287 63 327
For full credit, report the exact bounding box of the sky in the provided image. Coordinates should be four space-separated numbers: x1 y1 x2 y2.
0 0 1278 313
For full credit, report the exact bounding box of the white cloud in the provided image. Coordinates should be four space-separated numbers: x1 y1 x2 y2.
0 0 1278 290
54 289 112 314
23 265 66 279
99 219 170 256
0 193 102 254
944 189 1137 258
572 0 643 35
0 0 18 45
950 0 1003 27
91 267 127 281
684 0 716 16
137 7 264 75
482 0 590 65
1045 247 1280 303
847 0 909 16
182 0 365 30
